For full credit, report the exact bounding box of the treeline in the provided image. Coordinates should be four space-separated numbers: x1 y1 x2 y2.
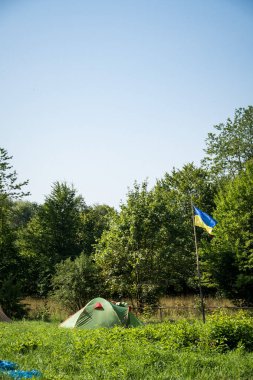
1 106 253 317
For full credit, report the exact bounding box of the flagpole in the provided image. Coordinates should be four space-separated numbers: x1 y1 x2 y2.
191 197 206 323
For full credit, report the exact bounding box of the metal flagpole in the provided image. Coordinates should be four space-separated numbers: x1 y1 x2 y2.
191 196 206 323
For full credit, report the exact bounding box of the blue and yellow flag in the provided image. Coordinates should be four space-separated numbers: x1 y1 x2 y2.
193 206 217 235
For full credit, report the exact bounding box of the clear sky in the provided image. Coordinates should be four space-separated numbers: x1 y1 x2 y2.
1 0 253 208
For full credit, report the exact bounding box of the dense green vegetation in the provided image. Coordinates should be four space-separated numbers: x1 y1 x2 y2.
1 312 253 379
1 106 253 316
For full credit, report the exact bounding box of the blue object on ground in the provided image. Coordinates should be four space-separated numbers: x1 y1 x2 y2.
7 369 42 379
0 361 18 370
0 360 42 379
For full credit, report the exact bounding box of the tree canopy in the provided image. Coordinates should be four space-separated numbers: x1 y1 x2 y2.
202 159 253 302
0 147 30 316
202 106 253 178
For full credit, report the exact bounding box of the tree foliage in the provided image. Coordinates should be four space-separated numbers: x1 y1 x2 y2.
0 147 30 316
202 106 253 178
81 204 116 255
203 160 253 302
51 253 102 312
17 182 87 295
95 171 211 307
0 147 30 199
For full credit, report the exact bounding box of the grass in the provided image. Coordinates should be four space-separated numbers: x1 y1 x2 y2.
1 311 253 379
160 295 234 308
21 295 238 323
135 295 238 322
21 298 69 322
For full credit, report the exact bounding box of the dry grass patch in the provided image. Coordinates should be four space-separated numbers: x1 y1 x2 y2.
21 297 69 322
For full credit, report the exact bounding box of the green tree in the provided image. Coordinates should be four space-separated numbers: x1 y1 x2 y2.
203 160 253 303
81 204 116 255
202 106 253 178
42 182 86 261
158 163 216 215
51 253 102 312
0 148 29 199
10 200 38 229
0 147 30 316
96 181 164 308
95 172 209 308
18 182 86 295
156 163 217 292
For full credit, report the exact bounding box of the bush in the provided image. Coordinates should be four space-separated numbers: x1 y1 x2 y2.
51 253 103 312
204 311 253 351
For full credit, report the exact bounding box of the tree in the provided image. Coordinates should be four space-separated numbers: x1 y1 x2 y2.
10 200 38 229
96 181 163 307
158 163 216 215
51 253 102 312
42 182 86 261
155 163 217 293
18 182 87 295
81 204 116 255
202 160 253 303
95 174 206 308
0 148 30 199
202 106 253 179
0 147 30 316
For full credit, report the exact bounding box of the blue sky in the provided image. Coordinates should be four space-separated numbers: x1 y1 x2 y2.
1 0 253 207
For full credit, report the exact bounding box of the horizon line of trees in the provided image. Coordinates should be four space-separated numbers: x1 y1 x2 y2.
1 105 253 317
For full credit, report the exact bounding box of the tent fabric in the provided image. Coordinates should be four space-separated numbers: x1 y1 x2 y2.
60 297 142 329
0 307 11 322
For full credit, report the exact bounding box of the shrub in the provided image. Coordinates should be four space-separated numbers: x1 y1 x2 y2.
204 311 253 351
51 253 103 312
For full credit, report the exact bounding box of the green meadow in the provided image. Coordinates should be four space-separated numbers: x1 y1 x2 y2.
1 312 253 380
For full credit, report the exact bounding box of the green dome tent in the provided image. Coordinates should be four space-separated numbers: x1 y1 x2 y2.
60 297 142 329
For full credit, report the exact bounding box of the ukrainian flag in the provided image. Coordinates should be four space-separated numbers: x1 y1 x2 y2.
193 206 217 235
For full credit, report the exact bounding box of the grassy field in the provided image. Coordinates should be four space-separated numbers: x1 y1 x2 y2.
1 311 253 379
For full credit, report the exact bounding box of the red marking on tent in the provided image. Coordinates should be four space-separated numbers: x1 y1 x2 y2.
94 302 103 309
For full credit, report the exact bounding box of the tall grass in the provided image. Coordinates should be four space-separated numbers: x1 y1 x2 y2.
21 295 250 324
1 312 253 379
160 295 234 308
21 298 69 322
136 295 237 322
